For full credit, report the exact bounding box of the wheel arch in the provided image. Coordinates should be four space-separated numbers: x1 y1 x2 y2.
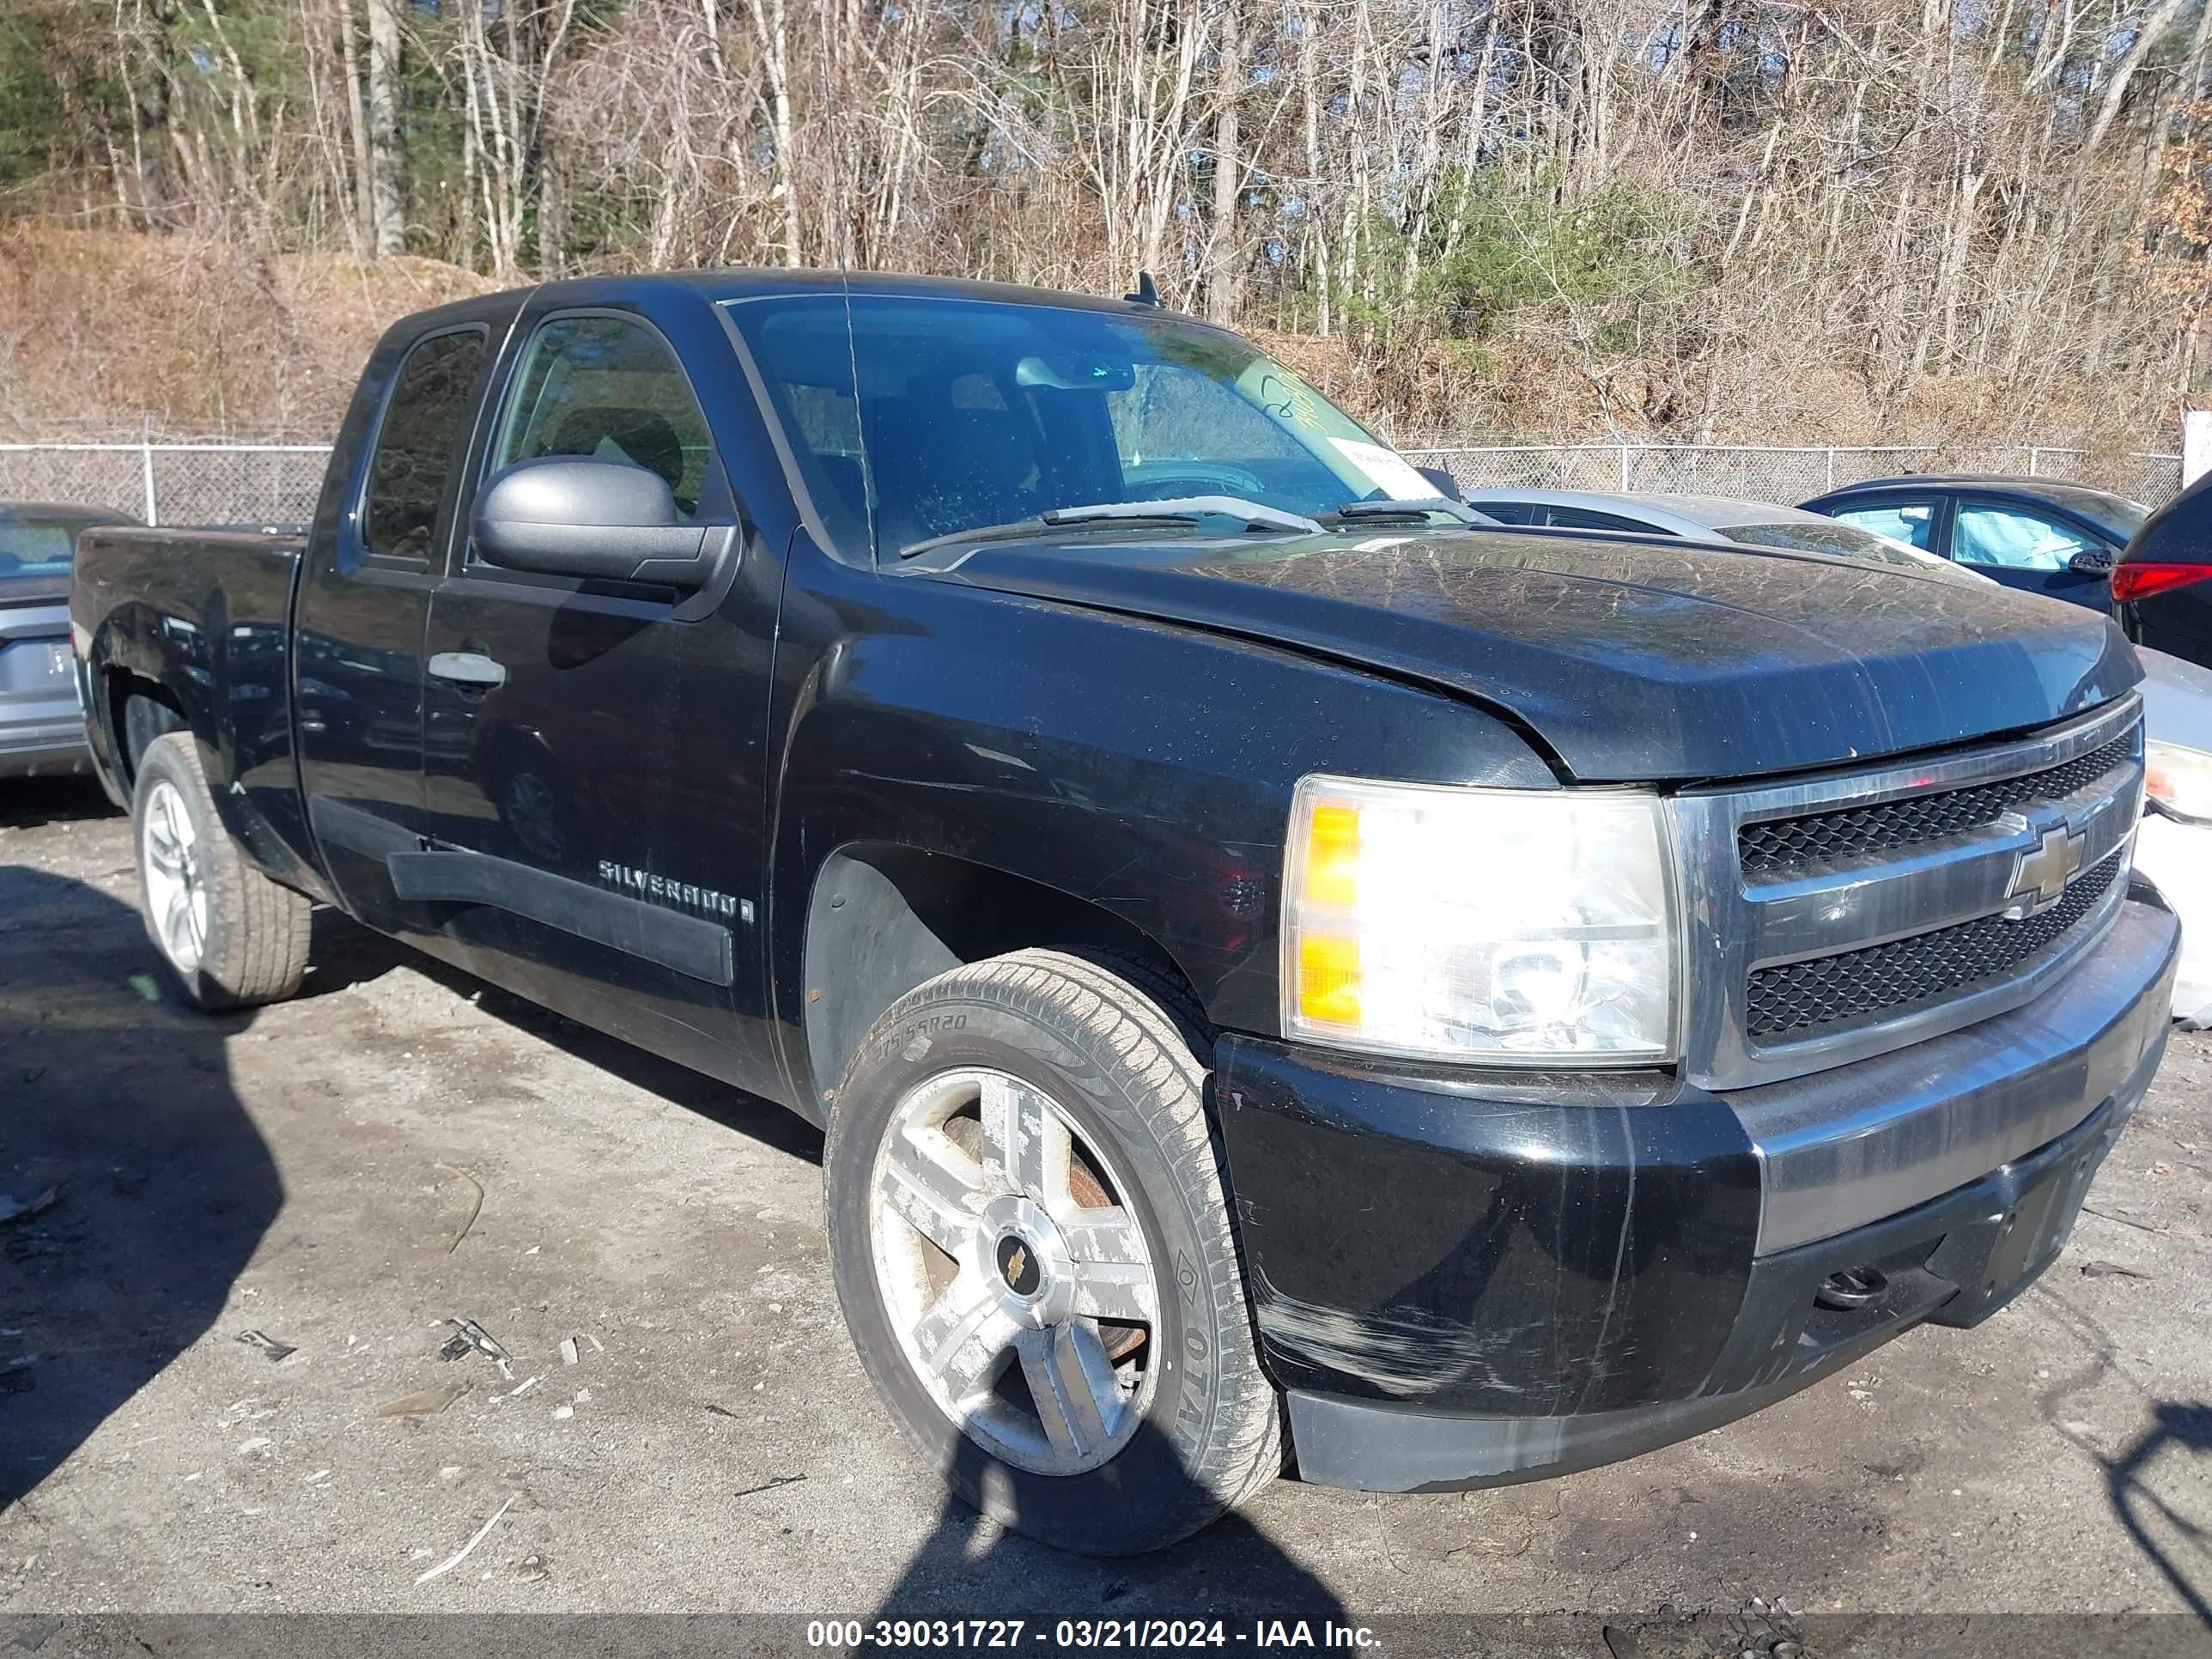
103 659 333 909
798 842 1206 1125
104 668 188 789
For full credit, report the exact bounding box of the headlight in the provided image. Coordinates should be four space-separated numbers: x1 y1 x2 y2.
2145 739 2212 826
1281 775 1679 1064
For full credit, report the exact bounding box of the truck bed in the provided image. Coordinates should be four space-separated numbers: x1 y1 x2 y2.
71 523 313 876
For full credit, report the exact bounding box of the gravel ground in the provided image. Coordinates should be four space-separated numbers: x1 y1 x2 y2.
2 776 2209 1643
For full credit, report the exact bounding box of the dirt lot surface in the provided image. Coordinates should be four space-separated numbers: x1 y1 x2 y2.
3 779 2210 1643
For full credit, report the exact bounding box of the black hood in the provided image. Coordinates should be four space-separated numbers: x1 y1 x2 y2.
936 529 2141 781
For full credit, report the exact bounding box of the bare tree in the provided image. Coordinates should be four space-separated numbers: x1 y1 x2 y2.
8 0 2211 457
1207 0 1244 324
364 0 405 255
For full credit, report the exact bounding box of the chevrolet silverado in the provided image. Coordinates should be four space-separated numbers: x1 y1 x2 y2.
70 271 2175 1554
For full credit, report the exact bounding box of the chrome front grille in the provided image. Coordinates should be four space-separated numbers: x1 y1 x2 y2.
1737 734 2138 877
1674 696 2144 1091
1742 848 2124 1039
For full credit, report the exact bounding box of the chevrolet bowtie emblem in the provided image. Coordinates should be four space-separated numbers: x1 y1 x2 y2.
2002 819 2087 919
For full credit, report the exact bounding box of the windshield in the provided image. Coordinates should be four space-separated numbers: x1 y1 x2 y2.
1717 519 1960 571
0 514 112 582
726 294 1435 560
2047 488 2150 542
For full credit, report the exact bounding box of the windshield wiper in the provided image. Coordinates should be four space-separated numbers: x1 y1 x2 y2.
899 514 1194 561
898 495 1322 560
1045 496 1324 535
1331 497 1496 526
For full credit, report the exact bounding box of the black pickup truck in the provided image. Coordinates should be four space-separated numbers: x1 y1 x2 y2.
71 271 2176 1555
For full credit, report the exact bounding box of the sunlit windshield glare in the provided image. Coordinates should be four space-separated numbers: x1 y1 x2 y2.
727 295 1435 558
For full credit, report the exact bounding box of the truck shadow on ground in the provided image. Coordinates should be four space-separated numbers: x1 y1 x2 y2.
0 864 281 1511
296 904 824 1164
2033 1284 2212 1627
865 1427 1348 1624
2105 1401 2212 1625
0 776 117 833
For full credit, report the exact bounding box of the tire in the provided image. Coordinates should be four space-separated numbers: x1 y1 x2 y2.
823 949 1282 1555
131 732 312 1011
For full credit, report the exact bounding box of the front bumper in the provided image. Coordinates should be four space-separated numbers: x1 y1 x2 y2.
1212 891 2179 1493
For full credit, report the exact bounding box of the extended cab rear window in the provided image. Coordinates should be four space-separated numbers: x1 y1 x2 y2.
361 328 488 562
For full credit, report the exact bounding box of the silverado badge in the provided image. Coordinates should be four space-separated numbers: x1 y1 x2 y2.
598 861 754 924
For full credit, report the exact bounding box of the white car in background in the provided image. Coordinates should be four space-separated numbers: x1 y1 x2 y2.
2135 648 2212 1025
1451 483 2211 1021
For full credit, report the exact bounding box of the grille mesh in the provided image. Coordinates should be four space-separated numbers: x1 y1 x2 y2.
1739 735 2136 877
1744 853 2122 1041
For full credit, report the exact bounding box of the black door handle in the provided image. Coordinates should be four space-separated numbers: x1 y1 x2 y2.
428 650 507 691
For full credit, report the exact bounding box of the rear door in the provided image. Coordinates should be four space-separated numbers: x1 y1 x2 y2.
1949 497 2114 610
295 313 506 933
416 294 785 1094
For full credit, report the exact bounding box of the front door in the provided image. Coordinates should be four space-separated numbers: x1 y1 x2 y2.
418 303 783 1094
295 321 496 935
1949 499 2115 610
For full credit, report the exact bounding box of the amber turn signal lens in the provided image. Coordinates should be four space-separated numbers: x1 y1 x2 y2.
1296 933 1362 1027
1301 801 1362 908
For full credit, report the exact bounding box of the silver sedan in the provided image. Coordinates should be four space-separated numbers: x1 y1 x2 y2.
1457 486 1961 572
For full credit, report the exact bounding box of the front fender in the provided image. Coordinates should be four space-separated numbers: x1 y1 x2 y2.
766 562 1554 1103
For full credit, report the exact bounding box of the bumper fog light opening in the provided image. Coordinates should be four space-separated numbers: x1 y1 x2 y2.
1814 1265 1891 1312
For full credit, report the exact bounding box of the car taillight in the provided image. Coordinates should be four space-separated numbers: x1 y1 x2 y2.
2112 562 2212 603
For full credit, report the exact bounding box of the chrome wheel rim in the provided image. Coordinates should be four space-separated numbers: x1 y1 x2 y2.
870 1067 1161 1476
141 779 209 975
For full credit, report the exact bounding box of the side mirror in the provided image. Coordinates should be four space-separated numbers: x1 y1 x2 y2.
2069 548 2115 578
1417 465 1464 502
473 457 732 588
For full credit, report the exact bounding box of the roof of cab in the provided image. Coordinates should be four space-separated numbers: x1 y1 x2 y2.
709 268 1177 317
472 266 1188 320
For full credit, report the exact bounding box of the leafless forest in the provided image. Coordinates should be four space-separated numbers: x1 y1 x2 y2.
3 0 2210 449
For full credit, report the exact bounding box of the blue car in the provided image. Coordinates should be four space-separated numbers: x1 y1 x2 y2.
1797 475 2148 611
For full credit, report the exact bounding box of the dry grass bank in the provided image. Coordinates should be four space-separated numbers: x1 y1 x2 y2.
0 227 494 440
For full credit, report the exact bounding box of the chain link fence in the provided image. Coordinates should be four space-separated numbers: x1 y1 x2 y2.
0 441 332 527
0 436 2187 527
1398 443 2185 507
